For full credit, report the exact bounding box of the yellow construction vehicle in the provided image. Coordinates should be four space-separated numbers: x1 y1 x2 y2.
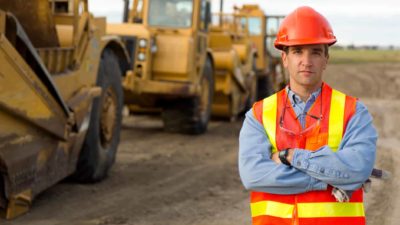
208 11 257 119
107 0 256 133
0 0 129 219
108 0 213 134
235 4 287 99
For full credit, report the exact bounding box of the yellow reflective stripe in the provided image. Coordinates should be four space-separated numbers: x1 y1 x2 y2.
298 202 365 218
251 201 294 218
328 89 346 152
262 94 278 153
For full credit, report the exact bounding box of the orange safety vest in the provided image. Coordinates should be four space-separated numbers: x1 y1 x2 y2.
251 83 365 225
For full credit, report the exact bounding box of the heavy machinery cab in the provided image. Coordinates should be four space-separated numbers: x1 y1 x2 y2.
109 0 212 105
126 0 211 85
234 5 266 72
129 0 211 30
147 0 194 28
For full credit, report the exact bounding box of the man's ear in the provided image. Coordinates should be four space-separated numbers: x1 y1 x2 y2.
281 51 288 68
323 54 329 70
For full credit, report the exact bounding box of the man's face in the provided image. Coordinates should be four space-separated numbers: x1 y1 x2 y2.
281 44 328 89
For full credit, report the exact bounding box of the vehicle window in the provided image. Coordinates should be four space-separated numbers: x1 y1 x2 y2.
148 0 193 28
247 17 262 35
199 0 207 30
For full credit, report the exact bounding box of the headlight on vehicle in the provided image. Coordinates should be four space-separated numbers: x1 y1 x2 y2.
137 52 146 61
138 39 147 48
150 37 157 53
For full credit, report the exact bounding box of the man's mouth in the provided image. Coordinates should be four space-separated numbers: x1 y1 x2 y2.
299 70 314 73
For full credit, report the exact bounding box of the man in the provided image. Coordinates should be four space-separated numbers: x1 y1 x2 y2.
238 6 377 225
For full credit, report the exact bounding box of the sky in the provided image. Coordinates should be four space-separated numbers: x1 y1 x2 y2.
88 0 400 47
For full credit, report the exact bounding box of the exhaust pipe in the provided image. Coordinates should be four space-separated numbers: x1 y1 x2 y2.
122 0 130 22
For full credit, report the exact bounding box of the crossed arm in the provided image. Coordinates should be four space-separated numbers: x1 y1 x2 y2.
238 101 377 194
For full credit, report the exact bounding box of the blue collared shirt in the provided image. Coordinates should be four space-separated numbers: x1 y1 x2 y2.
238 88 377 194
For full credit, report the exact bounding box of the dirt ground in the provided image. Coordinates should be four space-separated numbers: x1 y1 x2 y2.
3 63 400 225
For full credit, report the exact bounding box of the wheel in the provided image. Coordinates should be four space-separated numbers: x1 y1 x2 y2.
72 49 123 182
162 57 214 135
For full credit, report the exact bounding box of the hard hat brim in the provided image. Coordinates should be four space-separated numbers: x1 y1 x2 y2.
274 38 337 50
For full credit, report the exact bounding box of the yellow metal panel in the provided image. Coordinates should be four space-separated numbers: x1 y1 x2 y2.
233 44 249 63
262 94 278 153
213 50 236 71
0 0 59 47
0 42 53 119
208 29 233 50
4 189 32 219
152 34 191 75
56 25 74 47
298 202 365 218
251 201 294 218
107 23 150 37
0 110 28 139
328 89 346 152
0 12 5 33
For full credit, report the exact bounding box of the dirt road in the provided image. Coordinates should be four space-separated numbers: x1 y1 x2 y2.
3 63 400 225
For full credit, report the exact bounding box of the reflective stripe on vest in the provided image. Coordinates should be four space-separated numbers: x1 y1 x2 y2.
251 200 294 218
297 202 365 218
262 93 278 153
328 89 346 151
251 201 365 219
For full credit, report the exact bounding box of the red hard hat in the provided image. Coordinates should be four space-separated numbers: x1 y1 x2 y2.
274 6 336 50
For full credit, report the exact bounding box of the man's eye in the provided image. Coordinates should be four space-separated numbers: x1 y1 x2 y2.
313 51 322 55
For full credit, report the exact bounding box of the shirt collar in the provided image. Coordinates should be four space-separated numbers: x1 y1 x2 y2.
285 86 322 106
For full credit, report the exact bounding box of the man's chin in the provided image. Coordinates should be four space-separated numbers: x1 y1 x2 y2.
299 80 322 89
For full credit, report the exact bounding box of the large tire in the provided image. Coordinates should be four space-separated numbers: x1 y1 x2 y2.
162 57 214 135
72 49 123 182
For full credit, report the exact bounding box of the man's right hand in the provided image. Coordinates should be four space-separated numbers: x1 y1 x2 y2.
271 152 281 164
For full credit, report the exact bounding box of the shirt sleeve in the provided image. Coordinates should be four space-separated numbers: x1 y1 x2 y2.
291 101 377 191
238 109 327 194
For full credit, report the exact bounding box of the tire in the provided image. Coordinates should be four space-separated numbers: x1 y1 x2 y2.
72 49 123 182
162 57 214 135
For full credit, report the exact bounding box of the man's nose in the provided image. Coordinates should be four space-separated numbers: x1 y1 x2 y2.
301 52 313 67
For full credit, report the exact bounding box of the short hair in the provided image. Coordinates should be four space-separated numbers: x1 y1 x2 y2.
282 45 329 57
